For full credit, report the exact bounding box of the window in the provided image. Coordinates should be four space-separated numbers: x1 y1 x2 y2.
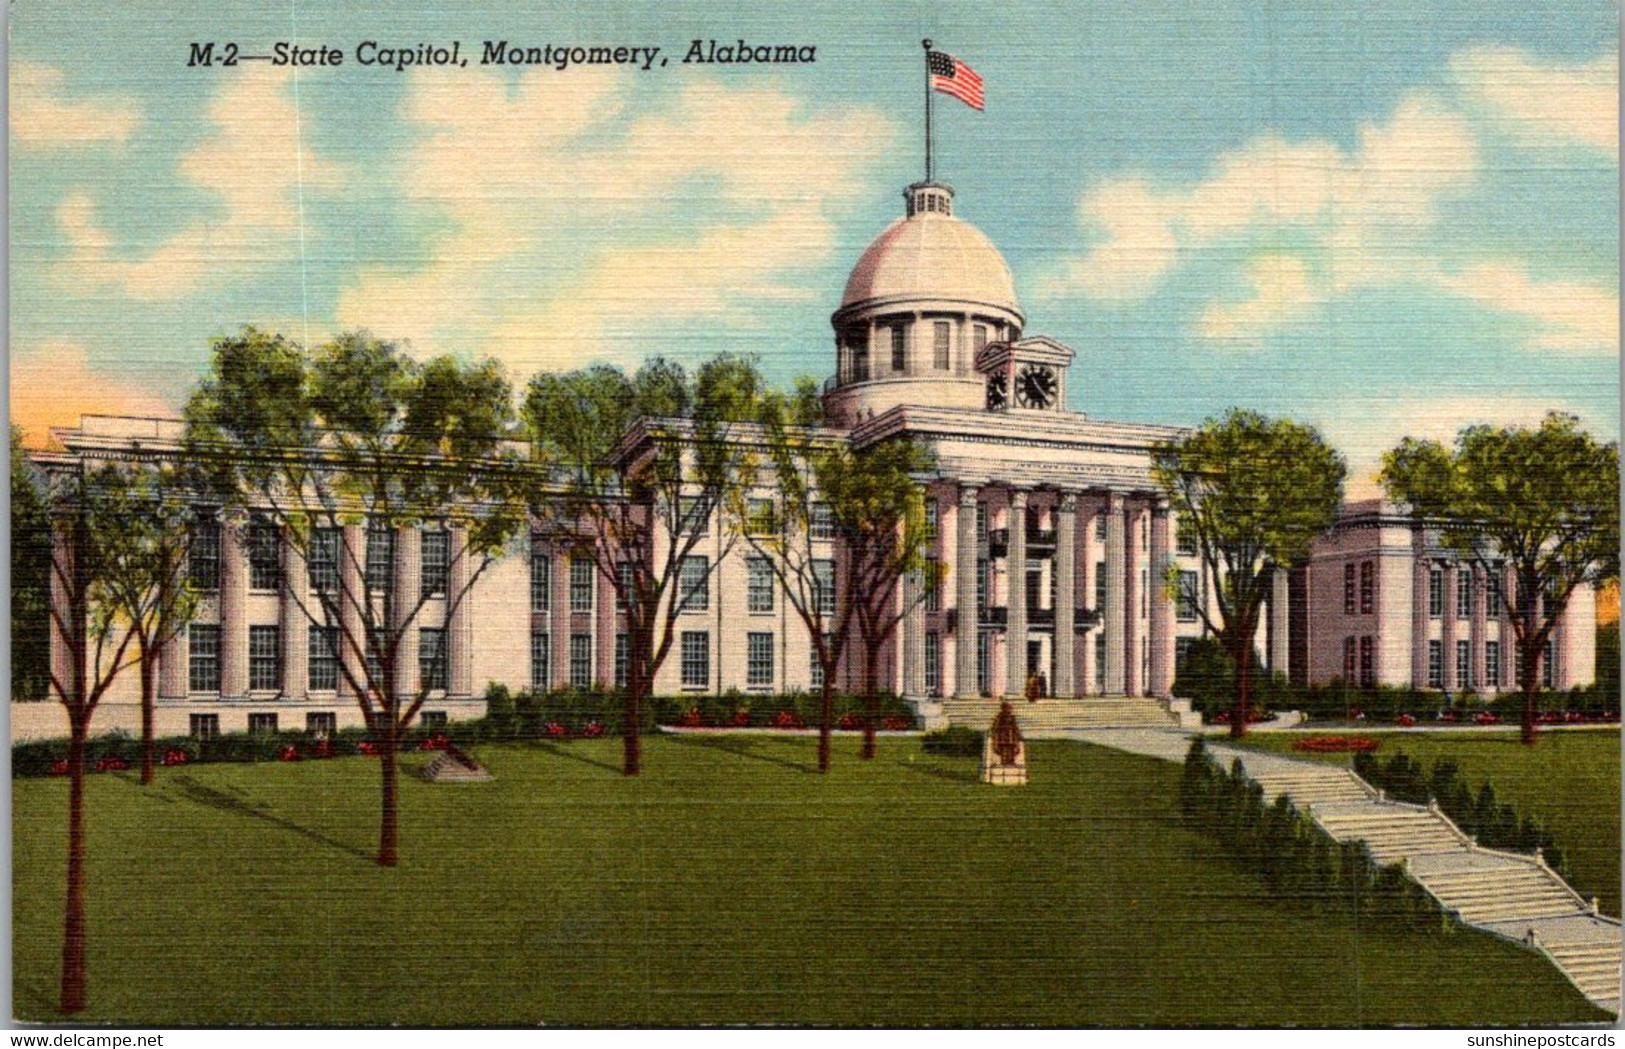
971 323 988 354
1457 568 1473 619
616 562 635 611
308 527 340 592
812 559 836 615
1094 561 1106 614
1343 564 1356 615
1096 512 1107 541
923 499 939 539
1454 639 1471 690
1342 636 1357 681
747 632 774 687
309 627 339 692
1543 637 1555 688
977 501 988 538
1093 634 1106 692
306 712 337 736
850 329 869 381
1359 561 1374 615
1174 515 1197 556
367 526 395 593
569 634 593 689
979 632 993 695
248 712 278 735
746 498 777 536
249 626 281 692
890 324 907 372
420 711 448 730
1428 640 1443 688
933 321 951 370
531 541 551 613
189 625 220 692
1429 567 1443 618
1486 573 1502 619
810 637 826 690
614 633 629 688
420 628 447 691
531 632 550 689
679 555 710 612
189 713 220 739
189 519 221 590
1358 635 1373 687
248 522 281 591
421 531 449 596
364 628 383 688
681 631 709 689
925 556 942 613
1485 641 1501 689
810 503 836 541
1176 637 1195 672
570 556 595 613
925 632 940 694
746 556 774 613
679 496 708 536
977 558 990 613
1177 571 1200 623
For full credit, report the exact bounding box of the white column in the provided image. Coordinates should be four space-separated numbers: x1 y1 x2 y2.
1053 493 1077 698
1269 562 1290 676
219 518 248 698
446 527 473 698
902 566 923 697
339 524 365 700
954 483 979 697
1079 499 1098 695
1441 563 1458 692
552 544 570 688
1122 499 1141 696
1103 491 1126 693
158 620 188 700
1005 488 1029 697
281 528 308 699
1149 503 1175 697
1411 541 1430 689
393 526 421 700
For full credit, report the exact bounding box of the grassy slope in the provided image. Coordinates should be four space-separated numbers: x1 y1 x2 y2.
13 737 1607 1026
1235 730 1620 915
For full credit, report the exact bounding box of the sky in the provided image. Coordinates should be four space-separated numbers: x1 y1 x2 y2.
8 0 1619 495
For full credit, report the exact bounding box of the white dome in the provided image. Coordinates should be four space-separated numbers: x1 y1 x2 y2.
841 210 1021 317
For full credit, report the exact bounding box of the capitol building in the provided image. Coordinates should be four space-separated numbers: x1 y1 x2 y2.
29 178 1595 739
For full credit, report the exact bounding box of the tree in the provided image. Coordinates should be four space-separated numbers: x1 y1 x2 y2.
184 327 531 864
1153 409 1345 738
818 437 938 759
525 354 765 776
90 461 200 784
1380 412 1619 744
12 425 52 702
38 461 145 1013
743 380 859 772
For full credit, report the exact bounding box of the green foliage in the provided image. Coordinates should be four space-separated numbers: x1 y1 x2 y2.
1180 739 1448 931
11 427 51 701
1170 637 1293 717
921 726 984 757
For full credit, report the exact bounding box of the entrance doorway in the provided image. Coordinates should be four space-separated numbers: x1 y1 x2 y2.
1026 640 1044 696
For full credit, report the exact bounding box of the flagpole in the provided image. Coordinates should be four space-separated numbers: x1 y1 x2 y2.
922 39 933 182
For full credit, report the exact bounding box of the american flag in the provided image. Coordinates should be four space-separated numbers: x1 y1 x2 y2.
928 50 984 111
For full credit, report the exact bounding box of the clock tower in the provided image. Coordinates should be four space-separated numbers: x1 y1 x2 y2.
974 336 1075 414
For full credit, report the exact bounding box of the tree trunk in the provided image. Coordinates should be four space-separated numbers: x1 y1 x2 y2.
1231 642 1252 740
377 720 399 867
60 721 88 1014
1520 645 1541 746
139 648 156 786
818 675 834 773
860 642 880 760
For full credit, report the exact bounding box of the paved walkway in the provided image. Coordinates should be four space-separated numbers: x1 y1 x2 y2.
1064 727 1622 1014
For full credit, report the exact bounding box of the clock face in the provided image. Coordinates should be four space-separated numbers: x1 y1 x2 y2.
985 371 1008 411
1016 363 1058 409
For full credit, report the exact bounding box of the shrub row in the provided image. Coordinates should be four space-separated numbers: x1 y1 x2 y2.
10 725 468 778
1350 750 1570 877
1179 739 1451 932
920 725 983 757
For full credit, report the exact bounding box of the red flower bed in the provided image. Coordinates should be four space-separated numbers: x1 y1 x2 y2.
680 709 705 728
358 740 380 756
582 721 606 737
1396 713 1416 727
50 759 70 777
94 755 129 772
418 733 451 751
1292 735 1381 753
837 713 862 730
310 740 335 759
881 715 912 731
278 745 301 762
162 748 191 766
771 710 804 729
1473 711 1500 725
543 721 568 738
731 710 752 727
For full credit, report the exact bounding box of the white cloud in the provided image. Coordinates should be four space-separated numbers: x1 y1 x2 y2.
1196 255 1320 342
54 67 340 299
11 63 141 146
10 342 172 447
335 70 895 374
1451 46 1618 154
1434 261 1618 353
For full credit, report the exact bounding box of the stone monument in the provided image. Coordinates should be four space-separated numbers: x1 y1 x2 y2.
980 701 1027 786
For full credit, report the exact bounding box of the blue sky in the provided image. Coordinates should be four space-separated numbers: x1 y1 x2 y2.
9 0 1618 492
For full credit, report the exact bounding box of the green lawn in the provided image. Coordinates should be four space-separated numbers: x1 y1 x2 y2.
13 736 1610 1026
1234 729 1621 916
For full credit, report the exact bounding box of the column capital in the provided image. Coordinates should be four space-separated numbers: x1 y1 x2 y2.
1008 486 1029 507
957 481 982 507
1151 497 1172 517
1107 490 1126 512
1057 491 1079 513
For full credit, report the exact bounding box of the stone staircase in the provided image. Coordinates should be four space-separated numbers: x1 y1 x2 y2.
942 696 1180 737
1205 743 1622 1014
